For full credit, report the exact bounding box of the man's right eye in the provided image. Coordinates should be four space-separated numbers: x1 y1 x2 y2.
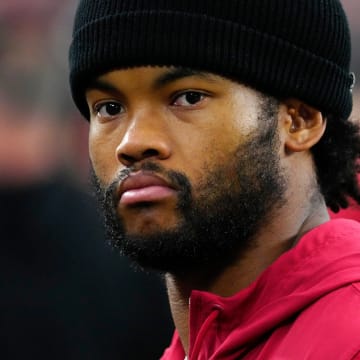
95 101 124 118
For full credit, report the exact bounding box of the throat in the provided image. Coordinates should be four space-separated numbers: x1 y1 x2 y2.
164 258 266 355
165 274 192 356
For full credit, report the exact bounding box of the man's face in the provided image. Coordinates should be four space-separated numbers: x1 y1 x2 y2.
86 66 286 275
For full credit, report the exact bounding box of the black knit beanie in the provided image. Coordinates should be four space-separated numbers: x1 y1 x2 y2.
69 0 355 120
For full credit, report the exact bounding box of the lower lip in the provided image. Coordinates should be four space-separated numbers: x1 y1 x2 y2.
120 186 176 206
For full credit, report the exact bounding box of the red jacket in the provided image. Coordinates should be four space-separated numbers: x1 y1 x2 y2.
161 219 360 359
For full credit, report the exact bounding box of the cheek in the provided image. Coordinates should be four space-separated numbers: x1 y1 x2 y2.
88 124 119 185
177 129 241 187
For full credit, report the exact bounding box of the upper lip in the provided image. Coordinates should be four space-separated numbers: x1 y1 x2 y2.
117 171 175 199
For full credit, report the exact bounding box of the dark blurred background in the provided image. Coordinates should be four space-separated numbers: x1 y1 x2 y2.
0 1 358 359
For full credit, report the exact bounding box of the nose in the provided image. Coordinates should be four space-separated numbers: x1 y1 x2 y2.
116 109 172 167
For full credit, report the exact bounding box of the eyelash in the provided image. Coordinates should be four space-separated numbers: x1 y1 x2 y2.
171 91 208 107
93 101 124 119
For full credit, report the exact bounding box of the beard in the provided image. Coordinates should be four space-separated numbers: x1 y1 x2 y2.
90 102 287 278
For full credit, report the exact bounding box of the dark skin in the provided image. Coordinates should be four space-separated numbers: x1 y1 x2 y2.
86 66 329 355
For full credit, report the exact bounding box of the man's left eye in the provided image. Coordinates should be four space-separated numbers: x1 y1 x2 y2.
172 91 206 107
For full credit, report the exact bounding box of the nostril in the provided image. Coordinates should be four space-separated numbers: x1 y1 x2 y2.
143 149 159 158
118 148 160 166
120 153 137 165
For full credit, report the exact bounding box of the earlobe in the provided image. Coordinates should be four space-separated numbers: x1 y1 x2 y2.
282 99 326 153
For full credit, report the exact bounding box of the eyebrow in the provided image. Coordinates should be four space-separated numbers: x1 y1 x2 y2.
152 67 217 89
86 78 122 95
85 67 217 94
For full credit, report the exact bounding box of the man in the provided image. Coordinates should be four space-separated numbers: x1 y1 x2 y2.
69 1 360 359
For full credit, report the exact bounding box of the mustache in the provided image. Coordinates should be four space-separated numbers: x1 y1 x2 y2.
90 161 193 209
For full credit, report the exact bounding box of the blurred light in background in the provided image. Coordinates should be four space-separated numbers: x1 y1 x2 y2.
0 0 89 186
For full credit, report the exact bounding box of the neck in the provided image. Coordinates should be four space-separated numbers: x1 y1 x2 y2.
165 194 330 355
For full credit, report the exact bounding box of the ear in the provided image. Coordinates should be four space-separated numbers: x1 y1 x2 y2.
280 99 326 153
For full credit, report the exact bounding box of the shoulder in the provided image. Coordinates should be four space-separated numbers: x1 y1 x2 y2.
278 282 360 359
299 282 360 335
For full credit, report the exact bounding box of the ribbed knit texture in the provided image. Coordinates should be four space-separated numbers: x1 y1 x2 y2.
69 0 354 120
